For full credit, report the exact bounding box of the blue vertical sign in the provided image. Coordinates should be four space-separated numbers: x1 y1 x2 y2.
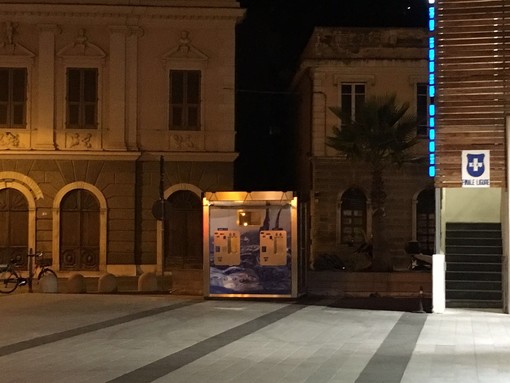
428 0 436 177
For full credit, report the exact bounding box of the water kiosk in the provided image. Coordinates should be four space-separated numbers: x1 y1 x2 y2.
203 191 303 298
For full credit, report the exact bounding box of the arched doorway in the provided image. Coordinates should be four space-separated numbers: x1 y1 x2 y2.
165 190 202 270
60 189 100 271
0 188 28 266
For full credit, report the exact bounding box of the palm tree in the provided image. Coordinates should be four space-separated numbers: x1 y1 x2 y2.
326 94 419 271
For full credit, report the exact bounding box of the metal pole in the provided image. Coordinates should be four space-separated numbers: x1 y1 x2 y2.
28 248 33 293
160 156 166 291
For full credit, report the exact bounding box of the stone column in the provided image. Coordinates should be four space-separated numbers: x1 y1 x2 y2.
35 24 59 149
105 26 128 150
311 70 327 157
126 27 143 150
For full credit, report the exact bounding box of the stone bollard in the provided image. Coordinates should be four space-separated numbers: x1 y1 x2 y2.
98 273 118 293
67 272 86 293
39 273 58 293
138 272 158 292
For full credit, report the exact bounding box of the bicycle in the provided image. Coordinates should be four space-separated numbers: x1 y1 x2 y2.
0 252 57 294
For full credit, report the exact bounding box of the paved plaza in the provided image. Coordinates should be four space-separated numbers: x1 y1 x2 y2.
1 293 510 383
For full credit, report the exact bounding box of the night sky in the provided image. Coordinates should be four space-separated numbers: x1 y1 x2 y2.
234 0 428 191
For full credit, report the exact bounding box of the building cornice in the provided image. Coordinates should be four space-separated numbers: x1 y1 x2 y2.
299 57 428 68
0 5 245 21
139 151 238 162
0 150 142 161
0 150 239 162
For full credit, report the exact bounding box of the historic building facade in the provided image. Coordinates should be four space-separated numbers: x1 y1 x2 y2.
292 27 432 272
0 1 244 287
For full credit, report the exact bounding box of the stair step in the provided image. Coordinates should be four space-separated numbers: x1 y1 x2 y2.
446 271 501 281
446 237 502 246
446 299 502 309
446 246 502 255
446 289 502 301
446 230 502 239
446 222 501 231
446 281 501 291
446 255 501 264
446 262 501 272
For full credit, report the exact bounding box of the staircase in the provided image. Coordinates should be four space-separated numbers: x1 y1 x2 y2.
445 222 502 308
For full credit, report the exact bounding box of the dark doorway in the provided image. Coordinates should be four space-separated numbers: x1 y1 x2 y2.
165 190 202 270
60 189 100 271
0 188 28 266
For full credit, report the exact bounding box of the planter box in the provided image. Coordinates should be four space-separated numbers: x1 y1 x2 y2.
171 269 203 296
307 270 431 297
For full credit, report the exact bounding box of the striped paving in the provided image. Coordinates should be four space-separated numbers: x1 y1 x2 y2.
108 304 305 383
1 294 510 382
356 313 427 383
0 300 199 357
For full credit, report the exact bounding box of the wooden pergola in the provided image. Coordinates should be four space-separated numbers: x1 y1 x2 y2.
436 0 509 188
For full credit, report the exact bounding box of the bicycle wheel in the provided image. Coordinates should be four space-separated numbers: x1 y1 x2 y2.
38 268 57 280
0 269 19 294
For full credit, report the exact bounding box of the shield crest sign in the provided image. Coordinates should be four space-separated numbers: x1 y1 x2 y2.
462 150 490 188
466 153 485 177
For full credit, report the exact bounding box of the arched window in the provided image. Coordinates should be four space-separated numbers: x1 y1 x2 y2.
0 188 28 265
60 189 100 270
340 188 367 244
165 190 203 269
416 189 435 255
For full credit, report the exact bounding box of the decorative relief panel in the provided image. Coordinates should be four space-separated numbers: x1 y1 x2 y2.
169 133 204 151
65 131 98 150
0 131 29 149
0 22 35 61
161 30 208 68
57 28 106 61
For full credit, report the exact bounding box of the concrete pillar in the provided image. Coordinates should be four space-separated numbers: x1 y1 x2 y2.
432 252 445 313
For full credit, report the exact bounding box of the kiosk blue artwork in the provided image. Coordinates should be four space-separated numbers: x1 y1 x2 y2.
203 191 302 298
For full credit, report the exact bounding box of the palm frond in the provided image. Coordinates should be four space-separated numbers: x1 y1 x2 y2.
326 93 419 169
